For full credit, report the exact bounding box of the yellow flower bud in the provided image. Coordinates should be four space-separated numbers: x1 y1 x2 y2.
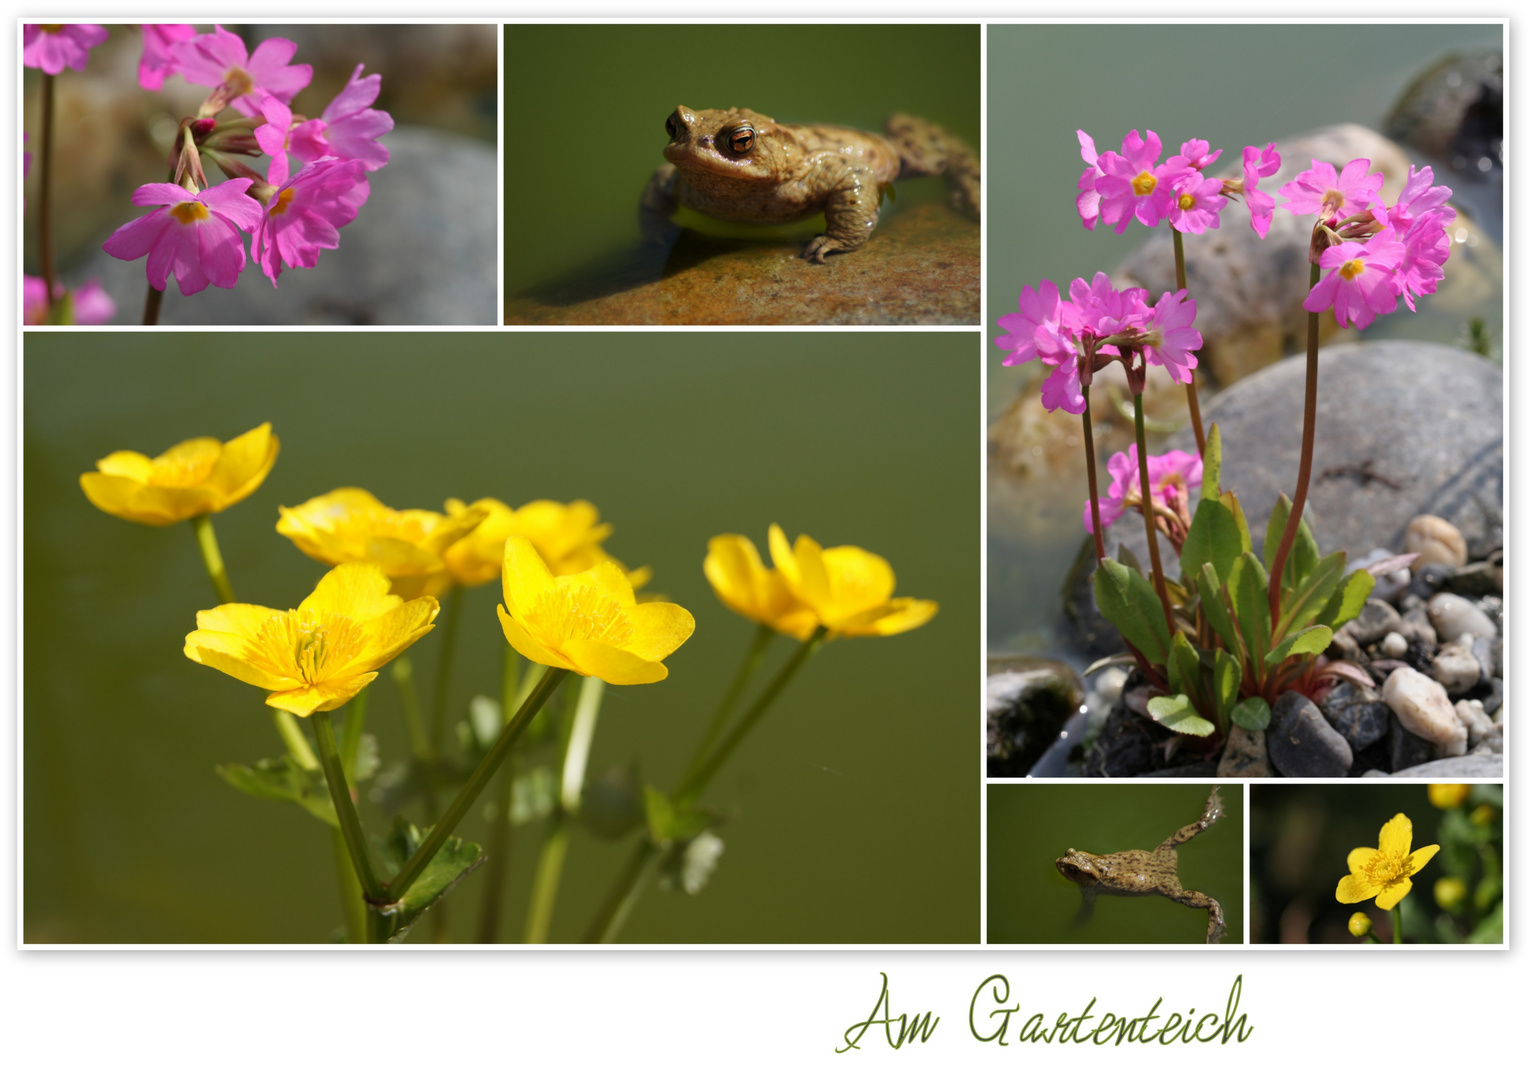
1469 804 1496 827
1427 783 1471 809
1348 912 1372 937
1434 877 1468 912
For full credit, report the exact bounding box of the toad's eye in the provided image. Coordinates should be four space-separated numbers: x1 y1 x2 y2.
727 126 756 154
665 113 680 139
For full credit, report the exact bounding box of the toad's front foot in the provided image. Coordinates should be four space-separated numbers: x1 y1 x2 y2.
801 234 857 263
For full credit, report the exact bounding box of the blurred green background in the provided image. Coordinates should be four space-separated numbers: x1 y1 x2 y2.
502 23 979 300
987 784 1243 944
986 23 1504 654
23 331 979 944
1251 783 1502 945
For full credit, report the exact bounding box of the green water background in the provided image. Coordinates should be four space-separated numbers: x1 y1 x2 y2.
23 331 978 944
502 23 980 300
987 784 1244 944
987 22 1504 653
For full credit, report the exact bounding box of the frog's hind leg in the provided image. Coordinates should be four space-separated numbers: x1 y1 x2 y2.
639 164 681 246
1072 887 1098 929
1154 784 1225 855
883 114 981 220
1167 889 1226 944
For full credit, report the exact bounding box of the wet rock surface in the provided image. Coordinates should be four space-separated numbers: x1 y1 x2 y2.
986 658 1084 777
1268 692 1354 777
1385 50 1503 178
506 202 978 326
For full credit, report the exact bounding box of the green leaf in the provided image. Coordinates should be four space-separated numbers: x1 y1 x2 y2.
1116 542 1143 577
1262 494 1320 588
374 822 485 943
643 785 709 845
1093 558 1171 666
1197 564 1238 654
1265 624 1333 666
1213 650 1242 726
1219 490 1252 555
1180 495 1242 587
1227 552 1272 678
1201 423 1223 501
217 756 337 827
1274 551 1346 640
1316 569 1376 631
1169 631 1203 706
1146 694 1216 737
1230 696 1271 731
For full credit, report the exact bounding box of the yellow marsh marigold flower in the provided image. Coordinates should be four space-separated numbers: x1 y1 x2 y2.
766 524 938 638
497 536 693 685
1347 912 1372 938
276 487 488 600
1427 783 1471 810
704 533 818 640
1335 813 1440 911
184 562 438 717
442 497 651 589
1433 876 1467 912
79 422 279 526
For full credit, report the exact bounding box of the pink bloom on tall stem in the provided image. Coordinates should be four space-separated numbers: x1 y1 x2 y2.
995 279 1068 366
1303 235 1405 330
23 24 110 75
1385 165 1456 234
319 64 394 171
1083 445 1203 534
1041 356 1086 416
1138 290 1201 383
254 94 325 188
1166 138 1221 172
1167 172 1226 235
101 180 264 296
1391 215 1451 312
1076 130 1104 230
172 26 313 116
1094 130 1187 234
1240 142 1281 238
1279 158 1384 222
138 24 196 90
24 277 116 324
253 159 369 286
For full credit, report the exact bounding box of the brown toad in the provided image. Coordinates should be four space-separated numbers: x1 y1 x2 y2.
640 105 981 263
1055 785 1227 944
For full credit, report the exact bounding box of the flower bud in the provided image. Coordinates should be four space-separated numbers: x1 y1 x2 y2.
1348 912 1372 938
1428 783 1471 809
1434 877 1468 912
1469 804 1496 827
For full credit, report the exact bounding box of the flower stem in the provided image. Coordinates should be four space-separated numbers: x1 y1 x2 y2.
331 827 368 943
141 284 164 326
474 749 519 944
1082 385 1106 564
340 684 369 774
189 514 236 604
675 627 828 806
272 709 319 771
1391 903 1403 945
581 840 663 945
1133 391 1177 634
430 584 464 754
1268 262 1324 628
385 666 568 903
37 74 58 303
685 623 775 776
390 656 431 761
523 819 571 943
1172 228 1206 456
310 711 387 903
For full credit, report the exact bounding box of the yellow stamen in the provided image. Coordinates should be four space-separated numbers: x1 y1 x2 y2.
1339 259 1365 280
269 188 297 216
257 611 365 686
169 201 210 225
223 66 255 97
1177 193 1196 211
530 584 633 648
1131 171 1157 197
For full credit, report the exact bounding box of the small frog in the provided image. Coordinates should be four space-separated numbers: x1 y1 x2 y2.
641 105 981 263
1055 786 1227 944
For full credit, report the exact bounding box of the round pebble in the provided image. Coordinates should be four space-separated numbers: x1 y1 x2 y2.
1432 636 1482 695
1383 667 1468 755
1428 592 1498 642
1380 631 1409 658
1405 514 1468 568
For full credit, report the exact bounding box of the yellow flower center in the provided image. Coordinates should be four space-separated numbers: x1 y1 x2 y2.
1361 850 1411 888
224 66 255 97
169 201 210 226
531 584 632 647
258 612 366 686
1131 171 1157 196
1339 258 1365 280
1177 193 1196 211
270 188 297 216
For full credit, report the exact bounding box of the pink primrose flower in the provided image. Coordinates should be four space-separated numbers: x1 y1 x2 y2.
1138 290 1201 383
1042 355 1087 416
995 279 1068 367
24 277 116 325
101 179 263 296
254 94 328 188
138 24 196 91
1303 236 1404 330
172 26 312 117
253 158 369 286
1240 143 1281 239
23 24 110 75
1167 171 1226 235
1094 130 1188 234
1391 216 1451 312
319 64 394 171
1279 158 1384 223
1384 165 1456 235
1084 445 1203 534
1076 130 1104 230
1165 138 1222 173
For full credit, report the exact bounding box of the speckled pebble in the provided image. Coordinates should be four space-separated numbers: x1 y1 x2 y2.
1455 699 1499 751
1349 598 1403 646
1432 636 1483 695
1383 667 1468 755
1217 725 1272 778
1320 681 1391 752
1405 514 1468 568
1428 592 1497 642
1399 607 1438 648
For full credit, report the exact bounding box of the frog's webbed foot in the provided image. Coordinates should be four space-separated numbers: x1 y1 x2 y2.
1071 888 1097 929
803 166 882 262
884 113 981 221
639 164 681 246
1156 784 1224 853
1168 890 1226 944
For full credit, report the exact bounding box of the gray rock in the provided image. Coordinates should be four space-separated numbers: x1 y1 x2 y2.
986 661 1084 777
1388 719 1435 773
1447 557 1503 596
1269 692 1354 777
1349 599 1403 646
1469 635 1495 682
1428 592 1497 642
1432 636 1483 696
1385 51 1503 177
1329 628 1362 661
1217 725 1272 778
1387 753 1503 778
1455 699 1499 751
1478 677 1503 716
1399 607 1438 648
1320 682 1391 752
75 127 498 325
1404 515 1468 568
1383 667 1468 754
1409 563 1455 600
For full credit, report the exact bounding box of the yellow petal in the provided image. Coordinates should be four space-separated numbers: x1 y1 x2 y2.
768 524 796 583
562 639 669 685
344 596 440 677
705 534 768 615
299 563 401 622
792 532 833 613
184 631 300 692
1408 843 1440 876
195 602 285 637
267 672 379 717
502 535 555 617
585 561 636 608
771 607 821 641
1375 877 1412 911
498 605 569 670
1347 847 1379 876
821 545 896 617
130 483 220 524
94 450 154 482
624 601 696 662
1335 873 1380 905
839 597 939 638
80 472 155 524
1378 813 1413 857
204 422 278 509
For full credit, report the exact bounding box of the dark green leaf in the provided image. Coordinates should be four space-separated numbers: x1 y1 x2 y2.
1262 494 1321 588
1315 569 1376 631
1116 543 1143 576
373 825 485 943
1220 490 1252 555
1227 553 1272 679
1201 423 1223 501
1093 557 1171 666
1274 551 1346 640
1197 564 1239 654
1181 495 1242 586
1230 696 1270 731
1146 694 1216 737
1467 904 1503 945
1213 650 1242 726
1169 632 1204 708
1265 625 1333 666
217 756 337 827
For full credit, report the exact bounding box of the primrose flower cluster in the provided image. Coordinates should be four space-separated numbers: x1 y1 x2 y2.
89 24 393 295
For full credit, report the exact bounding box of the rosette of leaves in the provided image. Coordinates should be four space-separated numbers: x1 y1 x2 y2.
1092 424 1376 744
